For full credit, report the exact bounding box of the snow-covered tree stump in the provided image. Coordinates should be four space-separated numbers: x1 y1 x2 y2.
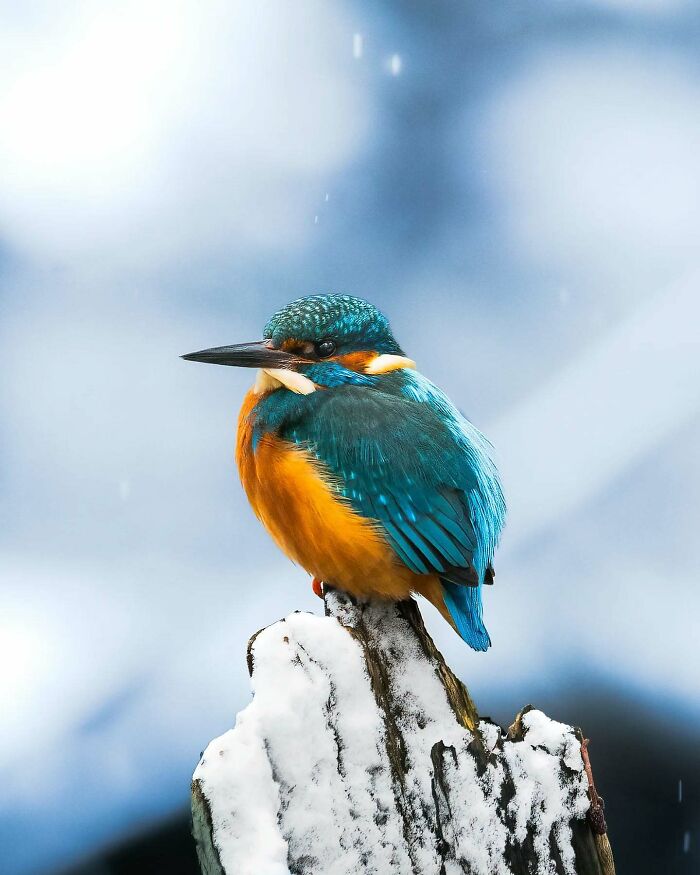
192 591 615 875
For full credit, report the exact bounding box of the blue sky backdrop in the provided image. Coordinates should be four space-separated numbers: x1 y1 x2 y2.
1 1 699 872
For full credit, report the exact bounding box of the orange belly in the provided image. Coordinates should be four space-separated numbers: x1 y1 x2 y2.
235 389 449 612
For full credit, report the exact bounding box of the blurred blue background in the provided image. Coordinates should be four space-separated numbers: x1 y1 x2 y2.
1 1 698 873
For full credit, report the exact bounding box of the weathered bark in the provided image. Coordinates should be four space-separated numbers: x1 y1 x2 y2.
192 590 615 875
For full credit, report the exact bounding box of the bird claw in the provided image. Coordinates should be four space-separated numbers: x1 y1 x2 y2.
311 577 324 599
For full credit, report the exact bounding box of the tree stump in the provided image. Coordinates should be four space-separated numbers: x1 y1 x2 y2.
191 590 615 875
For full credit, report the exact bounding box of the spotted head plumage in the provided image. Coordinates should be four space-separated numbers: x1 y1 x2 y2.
264 294 403 356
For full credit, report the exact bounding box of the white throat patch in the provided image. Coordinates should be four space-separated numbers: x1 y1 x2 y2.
253 368 317 395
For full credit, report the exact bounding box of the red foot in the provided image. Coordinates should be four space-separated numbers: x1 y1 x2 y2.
311 577 324 599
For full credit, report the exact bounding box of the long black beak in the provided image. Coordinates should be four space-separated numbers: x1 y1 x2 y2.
181 340 305 369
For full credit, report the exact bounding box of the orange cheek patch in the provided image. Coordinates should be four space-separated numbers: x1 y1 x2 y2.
334 351 376 372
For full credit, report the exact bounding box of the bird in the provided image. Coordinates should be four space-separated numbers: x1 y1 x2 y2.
182 294 505 651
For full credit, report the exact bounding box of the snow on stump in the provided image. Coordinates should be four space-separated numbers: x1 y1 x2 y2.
192 590 615 875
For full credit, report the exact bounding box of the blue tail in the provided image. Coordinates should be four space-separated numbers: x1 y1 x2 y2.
441 580 491 652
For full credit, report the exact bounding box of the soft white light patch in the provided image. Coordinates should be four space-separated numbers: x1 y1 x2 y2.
491 272 700 550
0 558 137 755
474 47 700 280
582 0 688 12
0 614 48 704
0 0 371 266
386 53 403 76
0 4 185 200
353 32 363 60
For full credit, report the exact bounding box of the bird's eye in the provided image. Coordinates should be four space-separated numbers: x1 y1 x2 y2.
314 339 336 358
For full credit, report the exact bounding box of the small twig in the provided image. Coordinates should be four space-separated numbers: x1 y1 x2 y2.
581 737 608 836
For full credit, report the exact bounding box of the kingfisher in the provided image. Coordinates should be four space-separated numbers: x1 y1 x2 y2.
183 295 505 650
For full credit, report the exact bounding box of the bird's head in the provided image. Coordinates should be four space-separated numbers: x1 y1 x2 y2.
182 294 415 394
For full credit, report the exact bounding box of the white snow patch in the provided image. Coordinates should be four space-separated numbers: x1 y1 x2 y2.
479 719 502 751
196 727 288 875
195 610 413 874
522 708 585 772
434 736 510 875
347 597 474 872
503 710 589 875
195 604 592 875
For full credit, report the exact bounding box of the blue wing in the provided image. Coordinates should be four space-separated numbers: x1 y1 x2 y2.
280 373 505 650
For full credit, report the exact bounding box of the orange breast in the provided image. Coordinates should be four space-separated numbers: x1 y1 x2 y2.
235 389 447 607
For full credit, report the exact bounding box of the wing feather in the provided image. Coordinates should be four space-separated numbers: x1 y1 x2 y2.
279 386 497 586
